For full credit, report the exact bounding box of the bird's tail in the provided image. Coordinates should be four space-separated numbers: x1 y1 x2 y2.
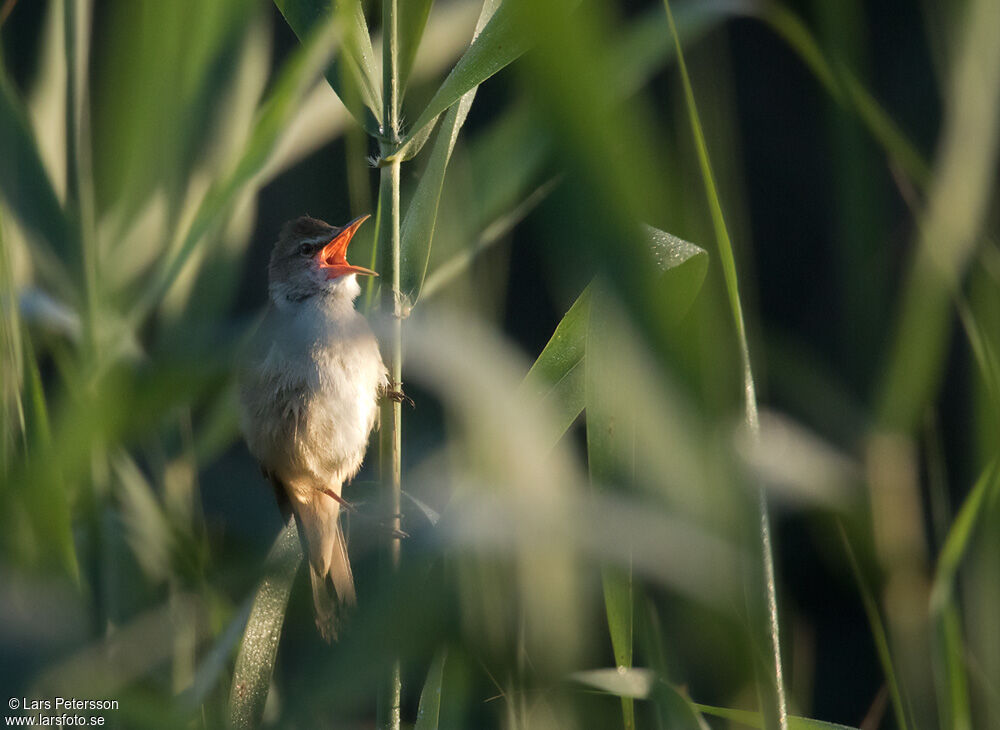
292 490 356 641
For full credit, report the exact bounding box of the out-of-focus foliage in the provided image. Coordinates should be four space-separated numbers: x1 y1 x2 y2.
1 0 998 728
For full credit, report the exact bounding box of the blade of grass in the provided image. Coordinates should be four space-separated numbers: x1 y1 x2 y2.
414 650 447 730
661 2 787 727
228 517 303 730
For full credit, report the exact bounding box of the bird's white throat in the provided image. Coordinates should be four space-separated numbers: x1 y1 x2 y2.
269 271 362 312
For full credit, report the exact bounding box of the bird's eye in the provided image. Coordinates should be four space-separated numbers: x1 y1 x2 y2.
298 242 315 256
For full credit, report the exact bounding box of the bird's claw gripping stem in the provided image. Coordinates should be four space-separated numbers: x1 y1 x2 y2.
323 490 408 539
385 385 414 407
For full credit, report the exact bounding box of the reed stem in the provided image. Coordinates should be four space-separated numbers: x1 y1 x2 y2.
376 0 402 728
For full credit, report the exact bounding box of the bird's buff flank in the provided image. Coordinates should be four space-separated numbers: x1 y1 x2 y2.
238 215 387 641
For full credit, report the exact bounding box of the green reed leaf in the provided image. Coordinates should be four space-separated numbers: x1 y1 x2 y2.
18 332 78 580
274 0 382 134
398 0 500 308
694 703 858 730
413 649 447 730
135 9 341 324
398 0 434 93
229 517 304 730
520 228 706 451
0 69 76 291
520 286 590 451
586 285 638 730
396 0 578 151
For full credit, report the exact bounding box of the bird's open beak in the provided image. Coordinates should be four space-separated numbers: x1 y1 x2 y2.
317 214 377 278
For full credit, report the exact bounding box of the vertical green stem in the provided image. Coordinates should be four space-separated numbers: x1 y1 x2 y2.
377 0 402 728
661 2 788 728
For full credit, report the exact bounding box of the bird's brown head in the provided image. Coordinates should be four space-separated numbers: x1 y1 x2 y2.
268 215 375 305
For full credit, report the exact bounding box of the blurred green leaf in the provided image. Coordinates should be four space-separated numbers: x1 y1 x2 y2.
586 285 636 730
414 649 447 730
15 331 78 579
603 567 635 727
135 8 342 323
464 104 551 227
229 517 303 730
179 598 253 710
874 0 1000 433
93 0 257 223
112 451 175 583
520 228 706 452
399 0 500 307
520 286 590 450
694 703 858 730
420 178 559 302
0 69 76 291
274 0 382 134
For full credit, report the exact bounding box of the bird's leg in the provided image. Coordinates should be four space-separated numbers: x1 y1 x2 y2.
324 488 409 539
322 488 356 512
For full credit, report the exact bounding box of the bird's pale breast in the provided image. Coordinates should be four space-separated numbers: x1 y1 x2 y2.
239 299 386 490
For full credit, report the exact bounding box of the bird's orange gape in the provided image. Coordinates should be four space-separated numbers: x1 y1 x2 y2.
318 214 377 279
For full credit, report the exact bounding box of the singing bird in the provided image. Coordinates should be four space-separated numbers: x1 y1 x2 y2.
239 214 387 640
